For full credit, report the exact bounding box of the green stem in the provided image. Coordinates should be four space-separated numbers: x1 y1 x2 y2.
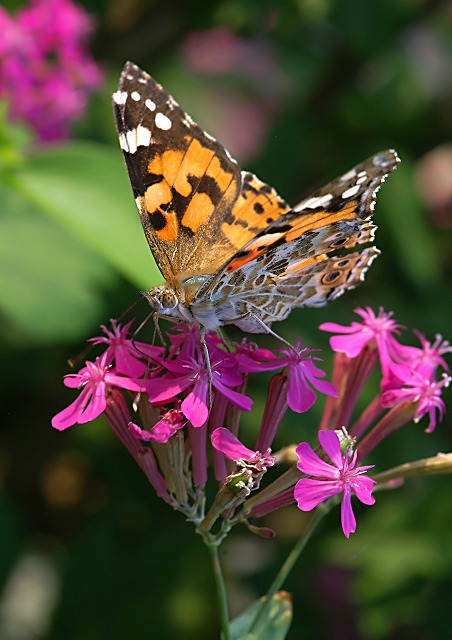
248 507 327 633
206 539 231 640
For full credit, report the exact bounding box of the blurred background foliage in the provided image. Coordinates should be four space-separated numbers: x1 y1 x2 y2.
0 0 452 638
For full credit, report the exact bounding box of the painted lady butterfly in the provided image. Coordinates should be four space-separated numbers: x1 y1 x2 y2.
113 62 399 335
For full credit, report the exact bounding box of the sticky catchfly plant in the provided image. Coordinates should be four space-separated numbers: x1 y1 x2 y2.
52 309 451 638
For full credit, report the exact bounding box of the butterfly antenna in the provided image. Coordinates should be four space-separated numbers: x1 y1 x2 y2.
67 342 96 369
117 296 143 322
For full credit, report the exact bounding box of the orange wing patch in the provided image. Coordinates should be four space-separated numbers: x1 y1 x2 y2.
182 192 215 232
225 200 361 273
221 173 291 251
284 201 358 243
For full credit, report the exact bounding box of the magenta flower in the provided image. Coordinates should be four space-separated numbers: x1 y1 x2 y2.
237 340 337 413
211 427 274 471
381 372 451 433
167 324 222 361
390 332 451 380
294 430 376 538
89 319 163 378
52 352 144 431
320 307 403 376
129 403 187 444
146 352 252 428
0 0 102 141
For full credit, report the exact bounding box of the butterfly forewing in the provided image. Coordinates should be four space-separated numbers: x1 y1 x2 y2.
113 62 291 280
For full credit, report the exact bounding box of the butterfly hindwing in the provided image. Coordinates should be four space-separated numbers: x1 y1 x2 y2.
195 151 399 331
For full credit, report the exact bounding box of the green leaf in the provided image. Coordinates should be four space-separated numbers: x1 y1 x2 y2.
0 183 114 343
378 156 441 291
14 141 161 290
228 592 293 640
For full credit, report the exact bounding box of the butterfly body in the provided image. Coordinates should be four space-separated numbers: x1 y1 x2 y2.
113 62 400 334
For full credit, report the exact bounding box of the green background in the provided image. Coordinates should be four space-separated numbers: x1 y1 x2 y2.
0 1 451 638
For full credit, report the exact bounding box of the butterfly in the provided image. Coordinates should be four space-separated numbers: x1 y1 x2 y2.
113 62 399 336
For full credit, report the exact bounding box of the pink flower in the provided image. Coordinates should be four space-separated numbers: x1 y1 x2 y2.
52 352 144 431
211 427 274 471
211 427 274 494
129 403 187 444
320 307 403 376
89 320 163 378
381 372 451 433
237 340 337 413
294 430 376 538
146 352 252 428
0 0 102 141
390 332 451 380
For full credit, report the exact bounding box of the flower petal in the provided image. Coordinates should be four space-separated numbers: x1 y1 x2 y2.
182 378 209 427
210 427 256 461
350 475 376 505
295 442 338 478
294 478 341 511
77 383 107 423
340 487 356 538
51 387 92 430
318 430 343 468
287 367 317 413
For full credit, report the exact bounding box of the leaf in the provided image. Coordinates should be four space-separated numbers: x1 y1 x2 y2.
228 591 293 640
377 157 441 291
0 183 114 343
14 141 161 289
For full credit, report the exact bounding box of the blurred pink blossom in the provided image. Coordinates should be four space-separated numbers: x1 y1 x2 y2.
0 0 102 141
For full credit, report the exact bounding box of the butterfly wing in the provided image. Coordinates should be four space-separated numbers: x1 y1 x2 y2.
194 150 400 332
113 62 291 280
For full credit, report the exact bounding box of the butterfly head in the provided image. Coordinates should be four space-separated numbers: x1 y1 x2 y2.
144 285 179 316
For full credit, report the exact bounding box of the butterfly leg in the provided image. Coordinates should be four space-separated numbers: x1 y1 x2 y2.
247 312 297 352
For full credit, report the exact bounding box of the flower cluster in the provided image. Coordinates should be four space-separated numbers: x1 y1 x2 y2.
52 308 450 538
0 0 102 141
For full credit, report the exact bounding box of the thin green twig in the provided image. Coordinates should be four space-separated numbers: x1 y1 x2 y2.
205 539 231 640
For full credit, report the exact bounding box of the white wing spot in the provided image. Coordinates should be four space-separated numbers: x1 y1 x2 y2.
342 184 360 199
120 126 151 154
145 99 156 111
118 132 128 151
301 193 333 209
136 125 151 147
131 91 141 101
155 112 172 130
113 90 128 105
340 169 357 182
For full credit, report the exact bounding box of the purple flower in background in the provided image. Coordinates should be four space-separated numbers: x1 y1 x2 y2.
295 430 376 538
0 0 102 141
